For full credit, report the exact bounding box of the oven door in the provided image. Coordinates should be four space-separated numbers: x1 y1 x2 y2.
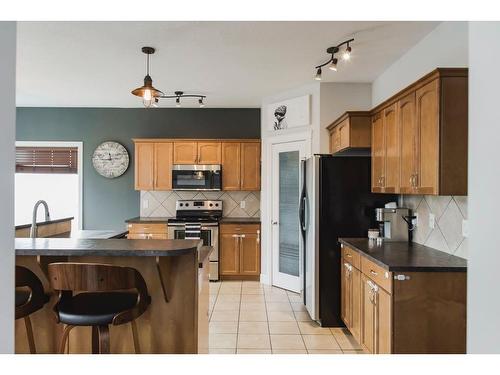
172 165 221 191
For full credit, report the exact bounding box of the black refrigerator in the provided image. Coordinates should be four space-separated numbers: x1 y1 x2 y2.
300 154 396 327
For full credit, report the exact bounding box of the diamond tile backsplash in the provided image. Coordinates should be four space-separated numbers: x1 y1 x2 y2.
403 195 468 259
140 191 261 219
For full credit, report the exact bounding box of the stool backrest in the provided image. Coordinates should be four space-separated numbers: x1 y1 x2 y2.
15 266 49 319
48 263 146 293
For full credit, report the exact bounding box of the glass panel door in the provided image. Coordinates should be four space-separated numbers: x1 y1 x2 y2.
271 140 306 292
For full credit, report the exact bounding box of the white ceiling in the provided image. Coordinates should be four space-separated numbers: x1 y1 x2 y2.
16 21 439 108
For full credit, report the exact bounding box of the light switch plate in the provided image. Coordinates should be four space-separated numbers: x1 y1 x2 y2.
429 213 435 229
143 199 149 209
240 200 246 209
462 219 469 237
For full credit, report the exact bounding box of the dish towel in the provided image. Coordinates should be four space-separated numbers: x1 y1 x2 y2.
184 223 201 240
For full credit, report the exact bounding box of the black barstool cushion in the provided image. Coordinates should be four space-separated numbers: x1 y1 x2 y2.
57 292 138 326
15 289 31 307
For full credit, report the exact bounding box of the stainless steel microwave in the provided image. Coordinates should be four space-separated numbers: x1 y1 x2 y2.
172 164 222 191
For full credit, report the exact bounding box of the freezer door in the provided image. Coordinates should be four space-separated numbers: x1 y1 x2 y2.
304 156 320 321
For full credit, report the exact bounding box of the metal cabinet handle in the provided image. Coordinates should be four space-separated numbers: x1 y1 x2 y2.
370 270 378 276
346 253 352 258
240 234 246 238
232 234 239 238
256 230 260 244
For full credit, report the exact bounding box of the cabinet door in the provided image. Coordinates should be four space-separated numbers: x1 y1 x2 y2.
351 266 362 343
198 142 221 164
239 233 261 275
383 103 400 193
398 92 417 194
377 287 392 354
134 142 154 190
173 142 198 164
371 113 384 193
221 142 241 190
338 119 350 151
154 142 173 190
220 233 239 275
341 261 351 328
416 79 439 195
329 127 337 153
361 274 376 353
241 142 261 191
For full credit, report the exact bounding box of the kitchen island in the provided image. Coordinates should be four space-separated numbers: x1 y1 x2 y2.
15 238 211 354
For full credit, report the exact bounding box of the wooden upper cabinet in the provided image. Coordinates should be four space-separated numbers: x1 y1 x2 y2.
383 104 399 193
328 112 371 154
173 142 198 164
221 142 241 190
371 112 385 193
198 142 221 164
154 142 173 190
135 142 154 190
415 79 439 195
398 92 417 194
241 142 261 191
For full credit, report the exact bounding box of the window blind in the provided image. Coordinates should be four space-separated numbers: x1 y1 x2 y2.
16 146 78 174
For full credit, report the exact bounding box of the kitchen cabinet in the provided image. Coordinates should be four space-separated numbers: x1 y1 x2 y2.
134 141 173 191
127 222 168 239
221 142 241 190
219 223 260 280
327 112 371 154
370 68 468 195
240 142 261 191
173 141 221 164
154 142 173 190
197 142 222 164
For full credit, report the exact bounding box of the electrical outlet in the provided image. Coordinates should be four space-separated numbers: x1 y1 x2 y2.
240 200 246 209
143 199 149 209
462 219 469 237
429 213 435 229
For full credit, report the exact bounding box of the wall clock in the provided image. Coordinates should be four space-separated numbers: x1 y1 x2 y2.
92 141 129 178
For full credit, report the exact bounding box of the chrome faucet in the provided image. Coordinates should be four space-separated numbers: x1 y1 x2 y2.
30 200 51 238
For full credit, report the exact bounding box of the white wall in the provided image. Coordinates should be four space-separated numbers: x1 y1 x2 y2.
372 22 469 106
467 22 500 354
0 22 16 354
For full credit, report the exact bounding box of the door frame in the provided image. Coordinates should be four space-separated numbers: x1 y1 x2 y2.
261 130 311 288
15 140 84 230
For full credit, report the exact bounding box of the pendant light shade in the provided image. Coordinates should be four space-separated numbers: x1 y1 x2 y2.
131 75 164 99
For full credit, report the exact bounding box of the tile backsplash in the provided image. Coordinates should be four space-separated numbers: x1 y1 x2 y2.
140 191 260 218
403 195 468 259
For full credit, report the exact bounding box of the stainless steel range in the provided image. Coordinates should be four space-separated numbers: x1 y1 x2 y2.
167 200 222 281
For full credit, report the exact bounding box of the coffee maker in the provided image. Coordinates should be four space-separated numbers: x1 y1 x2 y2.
375 205 413 242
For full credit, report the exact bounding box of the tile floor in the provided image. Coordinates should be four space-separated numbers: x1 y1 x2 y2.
208 280 365 354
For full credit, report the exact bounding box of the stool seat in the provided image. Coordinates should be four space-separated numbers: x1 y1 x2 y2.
15 289 31 307
57 292 139 326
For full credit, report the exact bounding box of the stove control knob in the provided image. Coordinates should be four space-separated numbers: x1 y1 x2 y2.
215 203 219 207
209 203 213 207
185 203 189 207
179 203 183 207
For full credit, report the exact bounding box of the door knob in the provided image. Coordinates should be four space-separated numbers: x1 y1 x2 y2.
272 221 279 225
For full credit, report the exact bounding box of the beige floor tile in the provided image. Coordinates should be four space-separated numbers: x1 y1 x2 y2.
237 349 272 354
242 281 262 287
270 335 306 350
241 295 265 303
268 310 296 322
272 349 308 354
342 349 366 354
209 333 237 349
265 287 288 295
217 294 241 302
209 321 238 334
239 321 269 334
266 302 293 312
213 301 241 311
237 334 271 349
241 288 264 295
288 294 303 303
307 349 343 354
240 302 266 311
302 335 340 350
298 321 332 335
294 311 312 321
265 294 290 302
218 288 242 295
209 348 236 354
211 310 239 322
268 321 300 335
290 302 307 312
239 309 268 322
330 328 362 349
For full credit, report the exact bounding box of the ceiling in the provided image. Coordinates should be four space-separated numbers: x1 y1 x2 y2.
16 21 439 108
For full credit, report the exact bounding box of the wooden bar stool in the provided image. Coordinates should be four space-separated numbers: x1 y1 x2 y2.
15 266 50 354
48 262 151 354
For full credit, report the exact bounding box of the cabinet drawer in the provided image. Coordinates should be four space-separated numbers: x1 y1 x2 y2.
220 223 260 234
361 256 392 293
341 244 361 269
127 223 168 234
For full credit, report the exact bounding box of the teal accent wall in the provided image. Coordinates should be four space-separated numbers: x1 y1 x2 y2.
16 107 260 229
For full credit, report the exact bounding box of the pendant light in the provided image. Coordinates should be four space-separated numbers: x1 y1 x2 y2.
131 47 164 108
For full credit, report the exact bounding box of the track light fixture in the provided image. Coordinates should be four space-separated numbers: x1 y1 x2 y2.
131 47 207 108
313 38 354 80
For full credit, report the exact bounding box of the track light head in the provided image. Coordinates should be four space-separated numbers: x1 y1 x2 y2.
175 97 181 108
199 98 205 108
329 58 338 71
342 45 352 61
314 67 322 81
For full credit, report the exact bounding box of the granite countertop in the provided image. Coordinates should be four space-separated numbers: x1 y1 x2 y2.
339 238 467 272
219 217 261 224
125 217 172 224
16 217 74 230
15 238 202 257
71 230 128 239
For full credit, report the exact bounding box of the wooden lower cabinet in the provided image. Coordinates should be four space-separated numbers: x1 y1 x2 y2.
341 244 466 354
127 223 168 239
219 223 260 280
